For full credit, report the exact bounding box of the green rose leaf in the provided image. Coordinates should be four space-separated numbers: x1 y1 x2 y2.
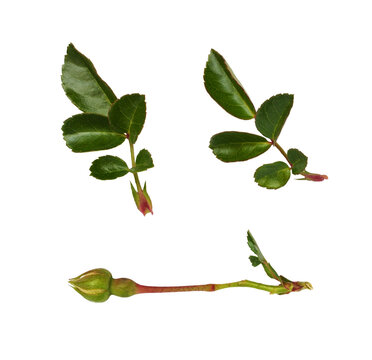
287 148 308 175
90 156 129 180
254 161 291 189
247 230 265 261
247 231 280 281
131 149 154 173
209 131 271 162
62 114 125 152
249 256 261 267
108 94 146 143
255 94 294 141
280 275 292 283
204 49 256 120
61 43 117 116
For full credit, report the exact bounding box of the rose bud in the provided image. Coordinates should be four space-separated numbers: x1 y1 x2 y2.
69 268 138 302
130 182 153 216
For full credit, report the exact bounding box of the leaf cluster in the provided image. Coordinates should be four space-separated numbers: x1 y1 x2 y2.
247 231 292 288
204 49 319 189
61 44 154 207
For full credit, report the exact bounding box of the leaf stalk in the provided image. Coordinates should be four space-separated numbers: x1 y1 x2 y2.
128 137 142 191
273 141 328 181
273 141 291 165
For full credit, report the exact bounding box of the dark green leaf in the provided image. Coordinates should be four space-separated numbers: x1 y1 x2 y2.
249 256 261 267
62 114 125 152
204 49 256 120
90 156 129 180
247 231 280 281
61 43 117 116
108 94 146 143
209 131 271 162
255 94 294 141
287 148 308 174
280 275 292 283
254 161 291 189
247 230 265 261
131 149 154 173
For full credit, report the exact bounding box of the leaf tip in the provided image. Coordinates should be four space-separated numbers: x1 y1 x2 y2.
210 48 219 56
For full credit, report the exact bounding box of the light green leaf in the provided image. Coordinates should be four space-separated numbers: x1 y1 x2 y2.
62 114 125 152
204 49 256 120
287 148 308 175
209 131 271 162
61 43 116 116
90 156 129 180
131 149 154 173
254 161 291 189
108 94 146 143
255 94 294 141
130 182 139 204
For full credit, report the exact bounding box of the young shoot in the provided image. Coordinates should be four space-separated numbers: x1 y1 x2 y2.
61 44 153 215
69 230 312 302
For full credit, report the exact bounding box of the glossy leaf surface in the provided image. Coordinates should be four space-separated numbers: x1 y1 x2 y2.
132 149 154 172
209 131 271 162
62 114 125 152
287 148 308 174
254 161 291 189
204 49 256 119
62 43 117 116
90 156 129 180
108 94 146 143
255 94 294 141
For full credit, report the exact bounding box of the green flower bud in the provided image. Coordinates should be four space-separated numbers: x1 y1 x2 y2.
69 268 112 303
130 182 153 216
110 278 138 298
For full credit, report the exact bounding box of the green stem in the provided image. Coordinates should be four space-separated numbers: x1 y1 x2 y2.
274 142 328 180
129 139 142 191
134 279 309 296
274 142 291 166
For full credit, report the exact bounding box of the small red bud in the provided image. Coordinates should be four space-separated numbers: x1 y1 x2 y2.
130 182 153 216
302 172 328 182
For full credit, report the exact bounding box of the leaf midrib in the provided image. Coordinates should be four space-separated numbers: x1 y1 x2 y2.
215 57 250 111
79 54 114 105
66 130 125 137
216 140 268 146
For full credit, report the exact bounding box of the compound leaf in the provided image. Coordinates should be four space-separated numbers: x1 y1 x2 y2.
108 94 146 143
255 94 293 141
204 49 256 120
254 161 291 189
209 131 271 162
62 43 116 116
62 113 125 152
90 156 129 180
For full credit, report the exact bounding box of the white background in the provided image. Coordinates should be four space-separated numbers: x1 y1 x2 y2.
1 0 371 359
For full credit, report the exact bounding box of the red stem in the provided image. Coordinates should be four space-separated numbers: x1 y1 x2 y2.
135 283 216 294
